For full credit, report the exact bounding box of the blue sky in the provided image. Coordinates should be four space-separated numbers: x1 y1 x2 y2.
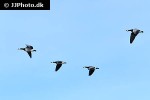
0 0 150 100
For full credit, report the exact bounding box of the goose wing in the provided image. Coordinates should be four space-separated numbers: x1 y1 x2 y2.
130 33 137 44
89 69 95 76
26 44 33 49
27 51 32 58
55 64 62 71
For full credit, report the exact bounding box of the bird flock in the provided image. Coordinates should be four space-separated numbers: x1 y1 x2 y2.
18 28 143 76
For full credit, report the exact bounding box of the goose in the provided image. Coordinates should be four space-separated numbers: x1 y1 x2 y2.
18 44 36 58
51 61 66 71
126 28 143 44
83 66 99 76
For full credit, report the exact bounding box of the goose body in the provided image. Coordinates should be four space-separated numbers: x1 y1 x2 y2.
83 66 99 76
51 61 66 71
18 44 36 58
126 28 143 44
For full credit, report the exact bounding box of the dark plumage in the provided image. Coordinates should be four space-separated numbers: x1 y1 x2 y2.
126 28 143 44
51 61 66 71
83 66 99 76
18 44 36 58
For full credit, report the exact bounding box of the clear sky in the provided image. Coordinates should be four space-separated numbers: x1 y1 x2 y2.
0 0 150 100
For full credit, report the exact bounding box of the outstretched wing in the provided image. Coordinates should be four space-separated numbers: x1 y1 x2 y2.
27 51 32 58
55 64 62 71
89 69 95 76
130 33 137 44
26 44 33 49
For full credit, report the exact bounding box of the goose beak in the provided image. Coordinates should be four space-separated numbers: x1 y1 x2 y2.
83 66 88 68
18 48 22 50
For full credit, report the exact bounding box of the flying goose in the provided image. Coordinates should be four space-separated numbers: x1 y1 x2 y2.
83 66 99 76
18 44 36 58
51 61 66 71
126 28 143 44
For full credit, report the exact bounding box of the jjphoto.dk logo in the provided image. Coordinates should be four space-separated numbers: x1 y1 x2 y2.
4 3 9 8
4 2 44 8
0 0 50 10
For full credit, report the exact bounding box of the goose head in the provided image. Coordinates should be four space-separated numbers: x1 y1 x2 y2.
126 29 133 32
83 66 89 68
18 48 25 51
